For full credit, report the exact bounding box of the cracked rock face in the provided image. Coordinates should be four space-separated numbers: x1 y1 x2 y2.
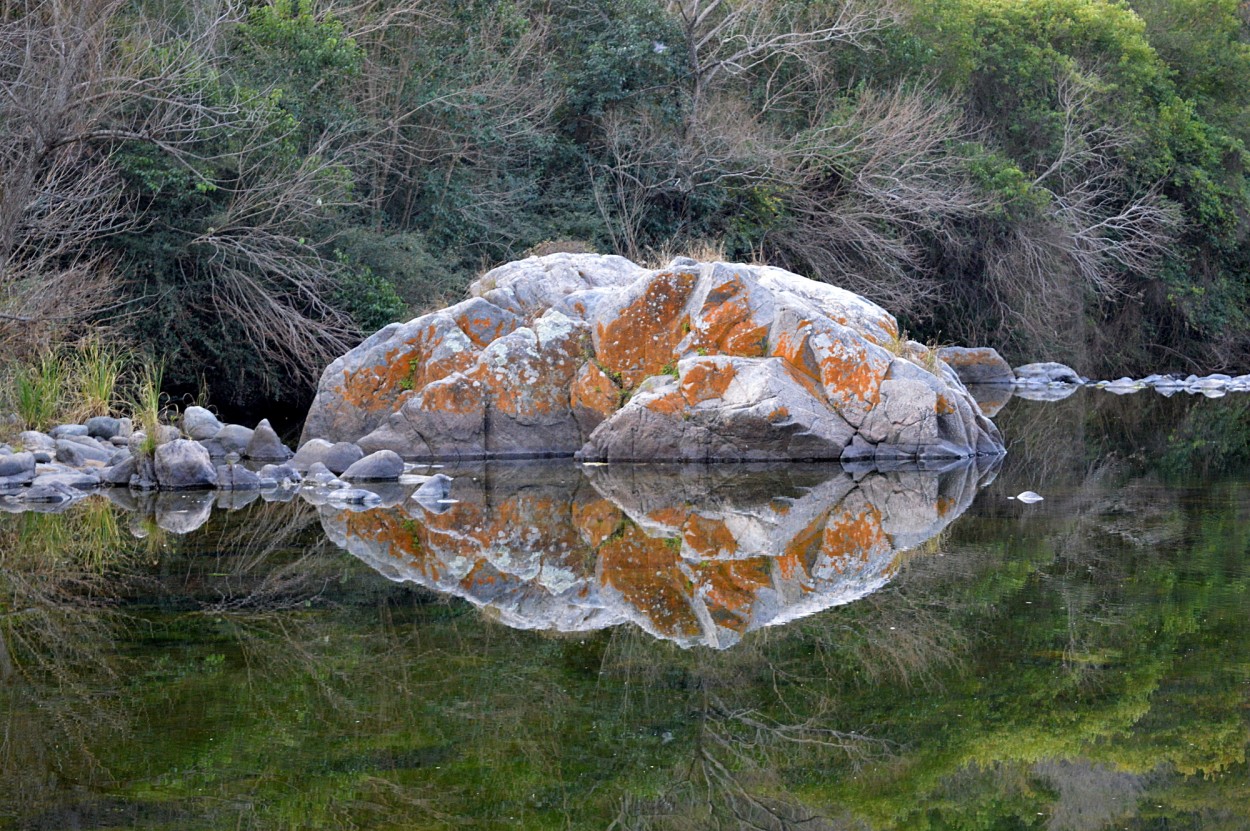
302 253 1005 463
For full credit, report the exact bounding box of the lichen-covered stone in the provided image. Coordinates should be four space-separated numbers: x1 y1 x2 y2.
580 356 856 462
304 254 1004 463
937 346 1015 386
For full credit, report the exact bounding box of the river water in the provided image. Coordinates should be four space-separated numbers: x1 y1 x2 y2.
2 389 1248 830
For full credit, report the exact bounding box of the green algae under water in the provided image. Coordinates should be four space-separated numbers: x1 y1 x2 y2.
3 389 1250 830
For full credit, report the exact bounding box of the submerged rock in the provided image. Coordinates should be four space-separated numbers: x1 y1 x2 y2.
411 473 454 510
303 254 1003 464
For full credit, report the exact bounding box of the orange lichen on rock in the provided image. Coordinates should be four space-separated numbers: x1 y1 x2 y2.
455 310 515 347
595 270 698 387
935 394 956 416
419 370 486 415
338 343 420 415
820 508 888 573
813 334 885 410
770 326 823 385
487 328 584 423
572 497 624 548
692 281 770 358
679 360 737 405
570 362 622 426
641 388 686 416
681 513 739 559
339 323 475 416
597 522 701 640
722 323 771 357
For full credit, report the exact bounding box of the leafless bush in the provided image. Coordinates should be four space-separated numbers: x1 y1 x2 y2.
948 72 1182 362
0 0 371 376
340 1 560 252
668 0 899 127
764 86 990 317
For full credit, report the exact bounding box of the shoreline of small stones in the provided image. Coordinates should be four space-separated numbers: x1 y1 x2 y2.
5 360 1247 512
0 405 452 511
1007 361 1250 401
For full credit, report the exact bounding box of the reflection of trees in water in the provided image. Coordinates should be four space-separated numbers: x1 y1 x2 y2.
0 500 137 823
0 495 361 827
4 437 1250 829
994 389 1250 493
189 497 337 613
1034 759 1145 831
594 607 933 831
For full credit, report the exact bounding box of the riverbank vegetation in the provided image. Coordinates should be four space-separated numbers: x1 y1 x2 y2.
3 0 1249 418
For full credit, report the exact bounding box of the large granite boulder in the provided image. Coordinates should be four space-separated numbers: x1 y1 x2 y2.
303 254 1004 463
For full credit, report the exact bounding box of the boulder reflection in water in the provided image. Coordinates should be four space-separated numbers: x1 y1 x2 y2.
320 460 999 649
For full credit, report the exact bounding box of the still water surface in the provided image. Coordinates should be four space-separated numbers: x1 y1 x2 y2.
2 390 1249 829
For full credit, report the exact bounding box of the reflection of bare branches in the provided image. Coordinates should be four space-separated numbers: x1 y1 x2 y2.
600 626 890 831
707 696 892 763
608 690 876 831
0 507 138 807
192 498 335 614
778 568 970 691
